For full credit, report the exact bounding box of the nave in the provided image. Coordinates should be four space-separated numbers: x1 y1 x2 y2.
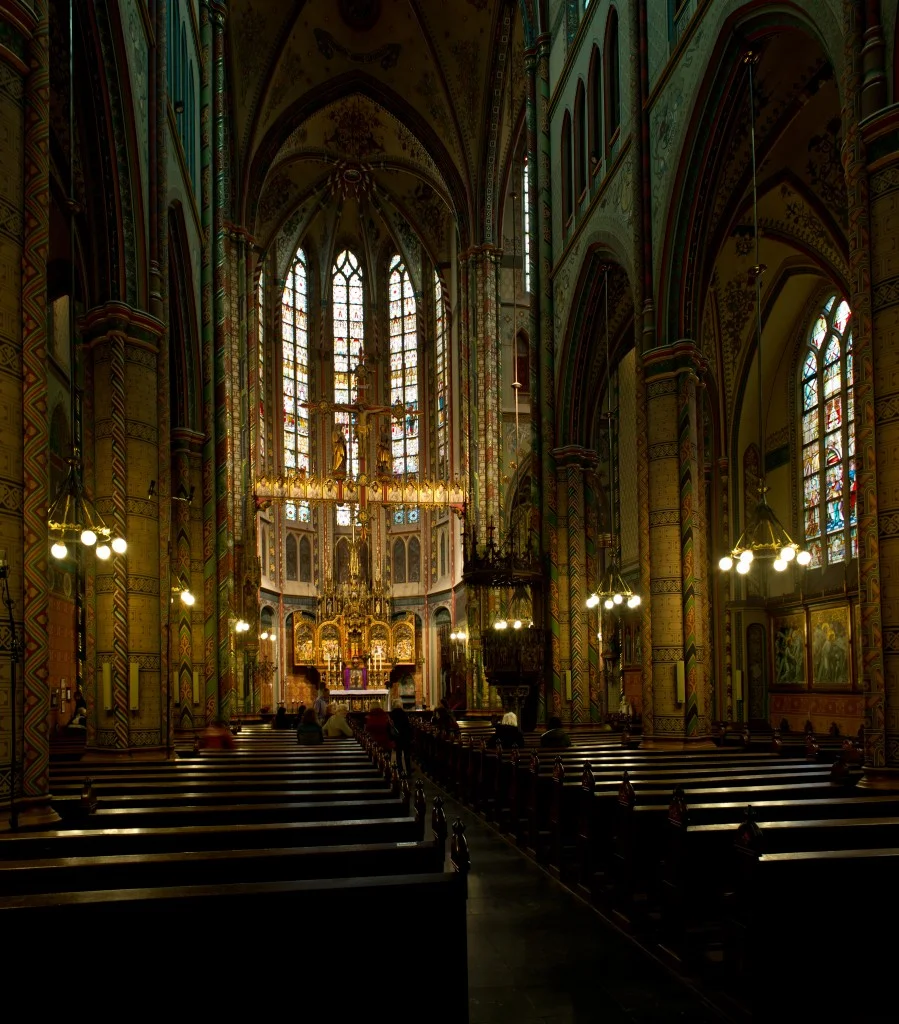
2 717 896 1020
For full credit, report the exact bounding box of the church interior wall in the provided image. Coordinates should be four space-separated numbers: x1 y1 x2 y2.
9 0 899 824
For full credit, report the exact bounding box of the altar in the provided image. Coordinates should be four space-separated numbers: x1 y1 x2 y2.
336 688 390 712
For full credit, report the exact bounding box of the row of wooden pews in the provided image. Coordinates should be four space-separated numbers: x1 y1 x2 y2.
417 719 893 1017
0 725 471 1013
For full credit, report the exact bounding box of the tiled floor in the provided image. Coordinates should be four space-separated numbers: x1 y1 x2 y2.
436 791 730 1023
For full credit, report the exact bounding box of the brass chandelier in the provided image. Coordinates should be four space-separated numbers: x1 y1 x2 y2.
47 453 127 561
48 0 126 563
585 265 640 612
718 51 810 577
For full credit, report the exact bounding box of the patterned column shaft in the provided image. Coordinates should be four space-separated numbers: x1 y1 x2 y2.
635 353 654 735
155 0 171 751
108 331 129 748
212 9 234 720
463 247 501 537
200 1 218 725
842 0 886 766
84 314 164 752
565 455 591 724
0 5 34 817
584 469 601 721
644 365 684 736
678 367 708 737
536 35 559 719
524 48 541 535
173 441 193 729
554 472 569 722
19 0 50 801
718 459 732 720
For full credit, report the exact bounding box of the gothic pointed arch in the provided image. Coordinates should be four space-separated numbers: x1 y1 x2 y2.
168 205 201 433
659 10 844 346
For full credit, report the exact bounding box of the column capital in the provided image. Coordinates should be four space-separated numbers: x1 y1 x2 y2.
458 244 503 265
642 339 707 384
551 445 598 471
863 106 899 165
0 0 38 75
81 302 165 352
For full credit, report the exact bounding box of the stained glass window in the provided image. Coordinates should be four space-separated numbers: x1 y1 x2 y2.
282 250 310 523
333 250 364 526
801 295 856 568
523 158 531 293
258 271 265 466
435 271 448 480
389 255 419 476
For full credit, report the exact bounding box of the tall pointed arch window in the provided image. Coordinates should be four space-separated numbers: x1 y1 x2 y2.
282 250 311 523
333 249 363 526
523 158 531 293
435 271 449 479
604 7 620 149
389 255 419 477
801 295 857 567
258 271 265 467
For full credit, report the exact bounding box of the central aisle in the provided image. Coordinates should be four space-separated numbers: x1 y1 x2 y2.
429 788 731 1023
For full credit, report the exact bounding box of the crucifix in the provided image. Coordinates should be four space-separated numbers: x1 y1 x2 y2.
256 347 466 549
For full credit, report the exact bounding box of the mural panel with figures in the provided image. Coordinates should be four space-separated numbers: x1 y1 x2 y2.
809 605 852 690
772 612 806 687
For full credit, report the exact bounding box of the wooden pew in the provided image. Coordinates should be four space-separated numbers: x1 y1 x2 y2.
659 802 899 970
537 758 835 870
724 845 899 1016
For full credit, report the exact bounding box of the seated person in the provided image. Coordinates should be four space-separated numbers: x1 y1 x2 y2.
67 707 87 730
323 702 354 738
431 697 461 734
540 715 571 748
296 707 324 746
201 720 236 749
365 700 393 751
486 711 524 749
273 705 288 729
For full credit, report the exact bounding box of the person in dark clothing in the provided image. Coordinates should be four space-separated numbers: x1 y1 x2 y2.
432 697 460 734
390 701 414 775
365 701 394 752
487 711 524 749
273 705 288 729
540 715 571 748
296 706 324 746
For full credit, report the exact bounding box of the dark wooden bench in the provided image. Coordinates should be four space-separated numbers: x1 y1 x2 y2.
659 803 899 970
542 758 835 877
48 728 86 762
724 846 899 1015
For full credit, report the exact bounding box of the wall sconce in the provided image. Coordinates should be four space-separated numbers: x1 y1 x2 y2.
170 578 195 606
173 484 195 504
235 619 250 633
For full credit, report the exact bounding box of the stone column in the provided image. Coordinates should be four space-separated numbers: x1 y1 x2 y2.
641 342 713 746
553 446 596 724
172 431 195 730
82 307 165 754
841 0 887 776
0 0 46 827
211 5 234 720
534 33 559 720
460 246 502 538
19 0 52 818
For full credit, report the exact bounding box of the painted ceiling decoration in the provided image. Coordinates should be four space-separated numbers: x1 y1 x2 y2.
229 0 524 262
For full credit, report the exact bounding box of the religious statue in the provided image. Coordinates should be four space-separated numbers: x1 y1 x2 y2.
376 430 392 478
343 656 367 690
332 426 348 476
